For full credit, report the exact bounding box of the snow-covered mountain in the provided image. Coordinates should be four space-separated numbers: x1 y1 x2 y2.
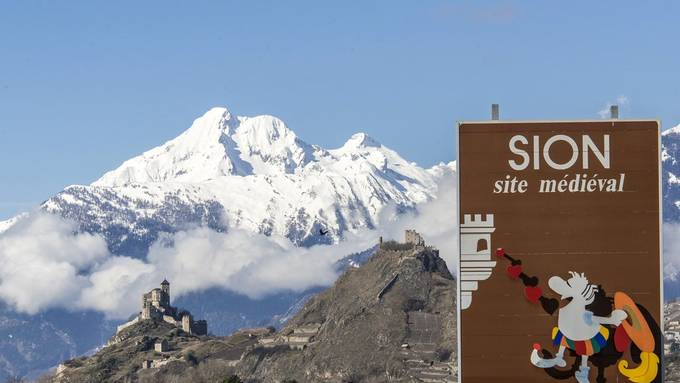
21 107 451 256
0 107 454 380
663 124 680 223
660 124 680 296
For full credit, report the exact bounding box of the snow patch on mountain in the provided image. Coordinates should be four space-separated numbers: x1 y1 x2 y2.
663 123 680 137
670 172 680 185
0 213 27 234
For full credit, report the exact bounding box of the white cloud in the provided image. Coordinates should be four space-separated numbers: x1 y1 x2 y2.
0 170 458 319
0 213 109 314
376 170 458 268
77 256 155 316
145 228 354 301
664 223 680 280
138 168 459 306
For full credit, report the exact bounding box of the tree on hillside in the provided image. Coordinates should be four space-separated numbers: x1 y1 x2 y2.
223 375 243 383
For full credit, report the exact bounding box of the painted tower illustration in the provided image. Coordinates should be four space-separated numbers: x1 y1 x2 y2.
460 214 496 310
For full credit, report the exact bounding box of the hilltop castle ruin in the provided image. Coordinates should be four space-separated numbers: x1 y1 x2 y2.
378 229 430 252
116 280 207 336
404 229 425 247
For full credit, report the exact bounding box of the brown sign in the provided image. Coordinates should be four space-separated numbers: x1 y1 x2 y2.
458 120 662 383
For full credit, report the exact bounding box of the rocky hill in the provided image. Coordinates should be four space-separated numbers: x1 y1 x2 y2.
48 238 456 383
50 319 271 383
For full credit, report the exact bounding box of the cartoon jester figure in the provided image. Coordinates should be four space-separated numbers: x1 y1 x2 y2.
529 271 659 383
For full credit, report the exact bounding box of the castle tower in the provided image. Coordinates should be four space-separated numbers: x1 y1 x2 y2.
151 289 162 307
160 279 170 307
125 280 208 335
405 230 425 247
181 313 192 334
460 214 496 310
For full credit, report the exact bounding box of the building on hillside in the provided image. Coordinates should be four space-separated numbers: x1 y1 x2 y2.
405 230 425 247
116 280 208 336
155 339 169 352
378 230 437 255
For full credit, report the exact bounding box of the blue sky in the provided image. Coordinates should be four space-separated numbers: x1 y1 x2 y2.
1 1 679 220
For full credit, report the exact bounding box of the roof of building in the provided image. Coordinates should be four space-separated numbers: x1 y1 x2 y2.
161 279 170 286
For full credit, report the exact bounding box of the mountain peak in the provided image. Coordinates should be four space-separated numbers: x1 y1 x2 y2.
187 106 238 136
204 106 234 121
33 106 444 252
342 132 381 149
93 107 316 186
663 124 680 137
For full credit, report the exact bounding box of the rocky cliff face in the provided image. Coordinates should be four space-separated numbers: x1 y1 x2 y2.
235 243 456 382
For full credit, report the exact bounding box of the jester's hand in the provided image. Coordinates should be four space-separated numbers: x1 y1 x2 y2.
610 309 627 326
593 309 628 326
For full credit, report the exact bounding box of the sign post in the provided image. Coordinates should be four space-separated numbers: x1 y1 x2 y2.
457 119 662 383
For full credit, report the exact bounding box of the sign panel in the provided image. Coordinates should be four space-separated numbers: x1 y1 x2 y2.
458 120 662 383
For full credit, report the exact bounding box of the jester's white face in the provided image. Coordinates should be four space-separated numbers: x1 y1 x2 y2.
548 271 598 305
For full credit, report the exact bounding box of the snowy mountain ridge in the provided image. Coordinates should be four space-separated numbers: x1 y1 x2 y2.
6 107 453 254
93 107 314 185
662 123 680 227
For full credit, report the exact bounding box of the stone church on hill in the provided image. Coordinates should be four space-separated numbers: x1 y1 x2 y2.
116 280 207 336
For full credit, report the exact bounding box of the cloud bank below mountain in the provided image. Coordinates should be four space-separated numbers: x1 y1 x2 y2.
0 213 109 314
0 169 457 319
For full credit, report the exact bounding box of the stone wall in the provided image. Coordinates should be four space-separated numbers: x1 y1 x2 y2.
192 320 208 336
116 317 139 333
